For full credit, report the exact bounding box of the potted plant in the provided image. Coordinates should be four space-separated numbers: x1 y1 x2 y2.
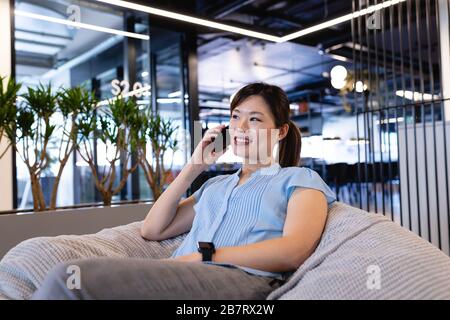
136 111 179 200
0 76 21 160
12 83 58 211
46 86 93 210
2 81 97 211
76 97 141 206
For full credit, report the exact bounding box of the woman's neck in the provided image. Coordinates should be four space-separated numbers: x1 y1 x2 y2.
240 159 275 177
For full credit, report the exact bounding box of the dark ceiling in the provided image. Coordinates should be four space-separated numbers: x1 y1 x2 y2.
14 0 442 120
135 0 355 56
195 0 353 46
186 0 442 107
190 0 357 114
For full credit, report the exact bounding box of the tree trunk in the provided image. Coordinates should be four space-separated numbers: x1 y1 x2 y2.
37 184 46 211
49 174 61 210
29 174 39 211
29 173 46 211
102 192 112 206
49 155 70 210
140 160 162 201
151 184 162 201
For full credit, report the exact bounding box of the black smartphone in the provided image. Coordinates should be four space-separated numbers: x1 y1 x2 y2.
211 125 230 152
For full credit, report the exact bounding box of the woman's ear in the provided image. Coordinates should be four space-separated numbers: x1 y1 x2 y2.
278 123 289 141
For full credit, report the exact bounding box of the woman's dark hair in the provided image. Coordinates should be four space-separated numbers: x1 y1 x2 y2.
230 82 301 167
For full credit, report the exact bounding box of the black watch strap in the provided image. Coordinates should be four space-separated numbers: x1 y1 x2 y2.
200 249 214 262
198 242 215 262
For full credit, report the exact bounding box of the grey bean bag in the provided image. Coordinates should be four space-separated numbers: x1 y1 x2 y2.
1 202 449 300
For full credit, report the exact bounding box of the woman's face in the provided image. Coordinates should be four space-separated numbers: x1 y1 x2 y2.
229 95 285 164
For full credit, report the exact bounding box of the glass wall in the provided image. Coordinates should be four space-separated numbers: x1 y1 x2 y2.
12 0 190 210
149 27 190 195
15 0 129 208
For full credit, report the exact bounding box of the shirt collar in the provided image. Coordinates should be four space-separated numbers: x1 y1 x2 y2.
234 162 281 178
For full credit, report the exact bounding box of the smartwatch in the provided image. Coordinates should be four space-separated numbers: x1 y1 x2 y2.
197 242 215 262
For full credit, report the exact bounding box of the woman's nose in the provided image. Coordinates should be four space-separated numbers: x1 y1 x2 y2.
237 120 249 131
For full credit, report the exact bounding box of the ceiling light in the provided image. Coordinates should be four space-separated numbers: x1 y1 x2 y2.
330 65 348 89
96 0 405 43
14 9 149 40
280 0 407 42
330 65 348 81
375 117 405 125
355 81 368 93
95 0 280 42
396 90 440 101
326 53 350 62
168 90 181 98
136 100 151 105
157 98 182 104
331 78 347 90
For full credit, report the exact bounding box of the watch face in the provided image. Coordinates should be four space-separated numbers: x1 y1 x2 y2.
198 242 213 250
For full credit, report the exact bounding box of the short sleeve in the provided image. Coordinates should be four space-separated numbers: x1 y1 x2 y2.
285 167 336 205
191 175 224 203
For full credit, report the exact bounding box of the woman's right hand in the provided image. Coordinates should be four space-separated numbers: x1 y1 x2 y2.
188 124 227 172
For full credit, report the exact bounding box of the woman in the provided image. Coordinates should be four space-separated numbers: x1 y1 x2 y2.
32 83 336 300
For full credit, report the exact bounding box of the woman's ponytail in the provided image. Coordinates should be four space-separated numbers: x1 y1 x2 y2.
278 120 301 168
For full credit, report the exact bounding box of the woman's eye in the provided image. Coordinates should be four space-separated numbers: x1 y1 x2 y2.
231 114 260 121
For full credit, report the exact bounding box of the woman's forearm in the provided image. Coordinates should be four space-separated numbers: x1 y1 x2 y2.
211 236 315 273
141 163 204 238
141 124 226 239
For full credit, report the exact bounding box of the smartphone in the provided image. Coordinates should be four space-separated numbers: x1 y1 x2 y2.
211 125 230 152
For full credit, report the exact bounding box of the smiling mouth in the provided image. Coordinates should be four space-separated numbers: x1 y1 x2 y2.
234 136 252 145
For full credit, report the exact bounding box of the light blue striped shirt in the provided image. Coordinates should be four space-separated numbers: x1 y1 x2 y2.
171 162 337 280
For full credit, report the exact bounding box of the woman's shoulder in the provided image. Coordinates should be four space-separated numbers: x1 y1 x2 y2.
278 166 321 180
268 166 323 189
276 166 336 204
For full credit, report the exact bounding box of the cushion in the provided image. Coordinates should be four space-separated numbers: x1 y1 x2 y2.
0 221 185 300
267 202 450 299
